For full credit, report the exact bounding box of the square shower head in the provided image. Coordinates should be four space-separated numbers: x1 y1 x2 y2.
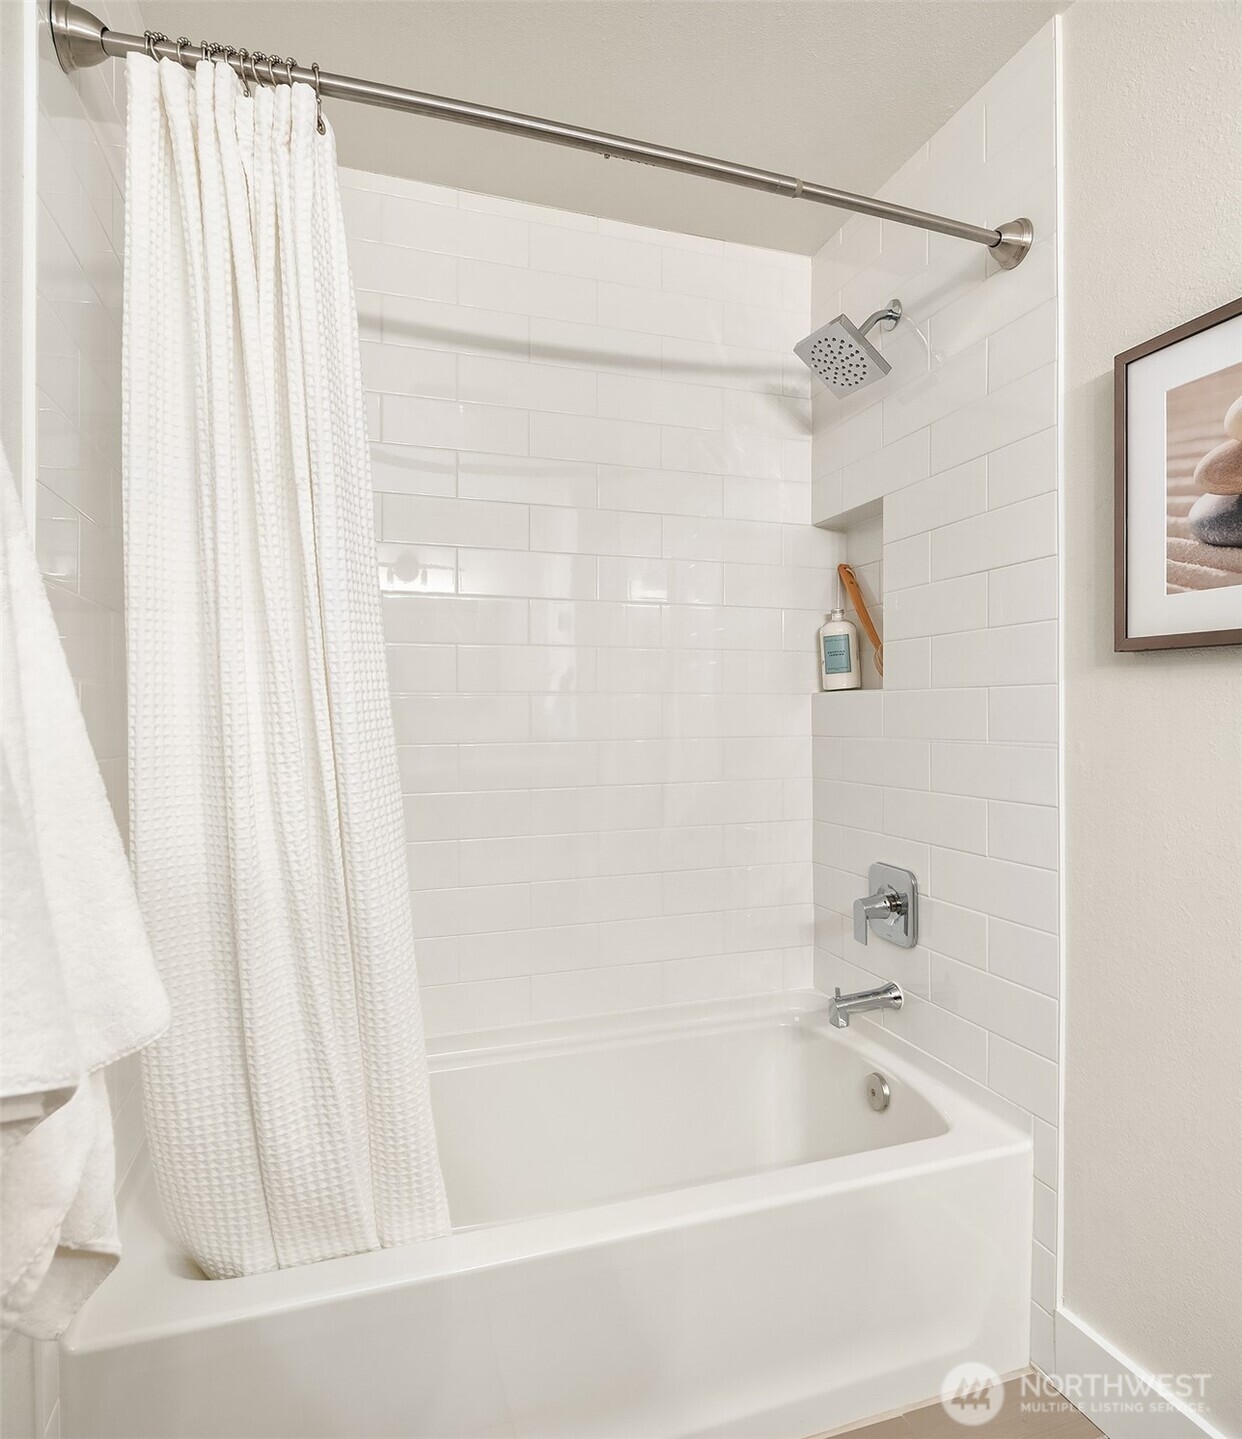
794 315 892 397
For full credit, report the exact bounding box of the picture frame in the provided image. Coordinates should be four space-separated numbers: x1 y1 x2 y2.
1114 296 1242 652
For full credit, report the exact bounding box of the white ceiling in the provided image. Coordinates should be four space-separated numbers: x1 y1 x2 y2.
135 0 1061 253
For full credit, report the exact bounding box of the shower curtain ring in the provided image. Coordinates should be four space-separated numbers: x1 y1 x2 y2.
235 48 251 95
311 62 326 134
143 30 167 61
198 39 210 64
175 36 190 65
265 53 278 87
282 56 296 87
250 52 268 88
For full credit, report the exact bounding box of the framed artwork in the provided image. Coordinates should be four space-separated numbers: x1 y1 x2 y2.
1115 296 1242 651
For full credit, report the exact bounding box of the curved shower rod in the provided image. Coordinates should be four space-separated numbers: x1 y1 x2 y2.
49 0 1033 269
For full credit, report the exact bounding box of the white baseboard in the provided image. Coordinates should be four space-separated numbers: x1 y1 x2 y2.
1054 1309 1230 1439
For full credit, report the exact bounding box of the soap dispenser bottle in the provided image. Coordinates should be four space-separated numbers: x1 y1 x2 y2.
818 609 861 691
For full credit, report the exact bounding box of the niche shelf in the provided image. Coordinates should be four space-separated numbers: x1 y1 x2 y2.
815 498 884 692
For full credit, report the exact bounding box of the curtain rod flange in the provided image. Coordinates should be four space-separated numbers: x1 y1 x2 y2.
49 0 110 71
989 218 1036 271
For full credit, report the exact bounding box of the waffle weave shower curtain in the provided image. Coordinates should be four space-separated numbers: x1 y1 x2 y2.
122 54 449 1278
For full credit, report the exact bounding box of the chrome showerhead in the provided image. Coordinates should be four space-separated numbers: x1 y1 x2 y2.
795 300 902 397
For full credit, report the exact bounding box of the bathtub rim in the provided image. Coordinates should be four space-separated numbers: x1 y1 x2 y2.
63 990 1032 1357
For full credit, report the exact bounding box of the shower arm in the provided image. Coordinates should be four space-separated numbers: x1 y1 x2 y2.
48 0 1034 270
860 303 903 336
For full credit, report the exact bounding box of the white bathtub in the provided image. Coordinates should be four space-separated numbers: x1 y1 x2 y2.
61 992 1032 1439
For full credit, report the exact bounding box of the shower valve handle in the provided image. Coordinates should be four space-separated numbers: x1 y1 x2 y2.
852 864 919 949
853 887 903 945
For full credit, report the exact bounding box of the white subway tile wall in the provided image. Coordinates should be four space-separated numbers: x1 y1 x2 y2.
35 11 130 827
36 13 143 1136
342 166 823 1035
808 22 1058 1373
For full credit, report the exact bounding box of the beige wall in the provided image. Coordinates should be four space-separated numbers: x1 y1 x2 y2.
1061 2 1242 1431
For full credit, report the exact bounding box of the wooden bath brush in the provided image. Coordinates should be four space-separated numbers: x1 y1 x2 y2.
837 563 884 678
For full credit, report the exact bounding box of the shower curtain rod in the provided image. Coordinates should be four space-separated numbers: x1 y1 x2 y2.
50 0 1034 269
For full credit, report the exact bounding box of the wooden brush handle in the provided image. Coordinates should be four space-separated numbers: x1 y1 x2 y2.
837 563 884 677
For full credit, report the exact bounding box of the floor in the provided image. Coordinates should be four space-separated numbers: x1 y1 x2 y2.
834 1373 1103 1439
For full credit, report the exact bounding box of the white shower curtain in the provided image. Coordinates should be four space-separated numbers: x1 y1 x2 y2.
122 54 449 1278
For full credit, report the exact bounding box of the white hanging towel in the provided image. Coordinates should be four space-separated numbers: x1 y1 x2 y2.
123 54 450 1279
0 453 169 1339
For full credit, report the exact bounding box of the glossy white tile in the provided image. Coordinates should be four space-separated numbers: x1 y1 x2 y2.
987 298 1056 392
528 599 661 649
931 622 1057 688
886 573 989 639
351 241 458 302
989 917 1060 997
597 372 724 431
457 451 598 509
884 786 987 854
457 355 597 415
988 684 1059 744
989 1034 1058 1125
529 316 663 375
932 847 1058 933
931 952 1057 1060
989 800 1058 869
457 548 598 600
598 282 724 343
383 595 527 645
457 645 598 694
460 259 596 324
530 411 662 469
530 506 662 559
530 963 664 1022
383 494 529 550
931 491 1057 581
931 741 1057 805
381 394 528 456
371 443 457 498
987 426 1057 509
930 362 1056 473
361 340 457 398
381 193 528 264
392 694 529 745
530 224 661 288
382 293 529 358
385 644 457 695
598 465 723 519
